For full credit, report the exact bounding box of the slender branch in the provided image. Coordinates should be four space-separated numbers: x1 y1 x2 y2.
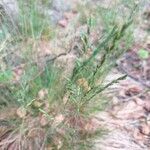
81 75 127 107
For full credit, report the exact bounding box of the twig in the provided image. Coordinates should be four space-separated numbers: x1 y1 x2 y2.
81 75 127 107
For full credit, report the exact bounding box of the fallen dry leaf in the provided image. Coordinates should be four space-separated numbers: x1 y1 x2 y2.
53 114 65 127
16 107 27 118
40 114 49 127
38 89 48 100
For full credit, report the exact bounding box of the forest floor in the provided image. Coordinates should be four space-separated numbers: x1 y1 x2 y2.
0 0 150 149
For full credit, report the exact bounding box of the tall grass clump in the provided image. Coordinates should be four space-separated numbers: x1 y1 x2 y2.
0 1 137 150
17 0 53 40
0 0 54 41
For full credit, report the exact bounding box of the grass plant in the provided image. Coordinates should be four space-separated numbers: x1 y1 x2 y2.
0 1 138 149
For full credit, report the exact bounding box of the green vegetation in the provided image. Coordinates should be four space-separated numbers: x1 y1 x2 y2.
138 49 149 59
0 0 138 149
0 0 54 41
